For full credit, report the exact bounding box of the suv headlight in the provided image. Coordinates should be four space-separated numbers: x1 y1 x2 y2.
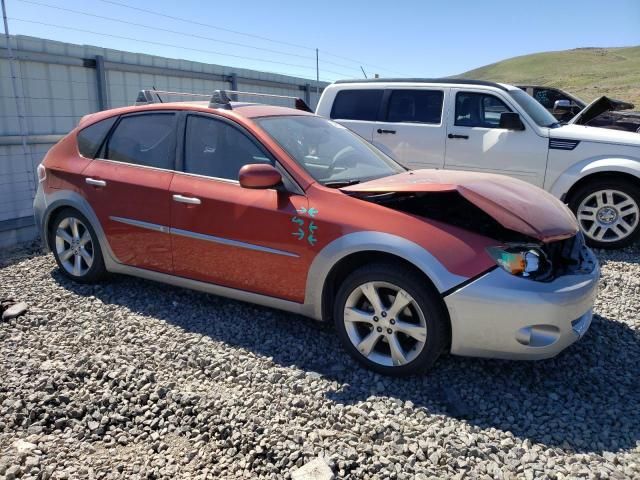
486 245 550 278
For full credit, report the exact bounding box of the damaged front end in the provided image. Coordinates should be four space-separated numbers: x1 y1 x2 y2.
341 170 594 281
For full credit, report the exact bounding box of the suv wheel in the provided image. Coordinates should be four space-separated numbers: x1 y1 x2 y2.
333 263 448 376
570 179 640 249
50 208 106 283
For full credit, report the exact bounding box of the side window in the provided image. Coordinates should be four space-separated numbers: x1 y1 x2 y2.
533 88 567 109
77 116 117 158
184 115 272 181
330 89 383 121
454 92 512 128
386 90 444 124
105 113 176 169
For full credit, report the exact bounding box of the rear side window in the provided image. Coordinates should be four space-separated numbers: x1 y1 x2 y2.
455 92 511 128
105 113 176 169
386 90 444 124
330 89 383 121
77 116 117 158
184 115 272 181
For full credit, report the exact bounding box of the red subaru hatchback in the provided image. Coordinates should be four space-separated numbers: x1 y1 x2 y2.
34 90 599 376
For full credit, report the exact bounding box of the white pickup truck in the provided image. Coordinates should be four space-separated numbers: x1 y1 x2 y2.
316 79 640 248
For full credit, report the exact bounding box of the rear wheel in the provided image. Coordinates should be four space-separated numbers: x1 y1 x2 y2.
50 208 106 283
333 263 449 376
569 179 640 249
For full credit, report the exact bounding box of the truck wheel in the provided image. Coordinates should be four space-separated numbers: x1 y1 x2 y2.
50 208 107 283
569 178 640 249
333 263 449 376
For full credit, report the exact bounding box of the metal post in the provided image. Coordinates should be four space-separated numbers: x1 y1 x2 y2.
95 55 108 110
315 48 319 107
229 73 238 100
304 83 311 106
1 0 35 195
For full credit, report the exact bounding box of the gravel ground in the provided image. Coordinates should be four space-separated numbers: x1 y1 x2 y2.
0 242 638 479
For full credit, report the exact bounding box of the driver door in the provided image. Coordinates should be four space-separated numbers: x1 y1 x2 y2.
169 113 310 302
444 89 547 187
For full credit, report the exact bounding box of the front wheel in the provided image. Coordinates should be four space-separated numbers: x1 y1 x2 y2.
569 179 640 249
333 263 449 376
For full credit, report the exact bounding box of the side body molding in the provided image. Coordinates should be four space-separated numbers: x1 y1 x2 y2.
37 192 466 322
302 231 468 320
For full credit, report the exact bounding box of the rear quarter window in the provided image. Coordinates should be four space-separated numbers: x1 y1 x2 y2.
330 89 383 121
77 116 118 158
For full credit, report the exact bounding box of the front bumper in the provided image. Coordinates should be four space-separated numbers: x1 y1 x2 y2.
444 252 600 360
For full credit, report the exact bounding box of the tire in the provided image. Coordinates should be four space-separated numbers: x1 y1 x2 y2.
49 208 107 283
333 263 449 376
568 178 640 249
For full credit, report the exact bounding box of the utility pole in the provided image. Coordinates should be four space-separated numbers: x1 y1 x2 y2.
1 0 34 195
315 48 319 106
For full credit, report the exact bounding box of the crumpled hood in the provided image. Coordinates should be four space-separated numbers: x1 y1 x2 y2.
569 95 635 125
341 170 579 242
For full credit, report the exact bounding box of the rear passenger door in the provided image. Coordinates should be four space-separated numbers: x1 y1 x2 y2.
82 112 176 273
372 88 446 169
328 89 383 142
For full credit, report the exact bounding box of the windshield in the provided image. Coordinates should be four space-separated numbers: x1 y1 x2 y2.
256 115 406 186
509 90 560 128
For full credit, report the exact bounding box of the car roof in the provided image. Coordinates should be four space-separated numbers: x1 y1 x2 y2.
332 78 515 91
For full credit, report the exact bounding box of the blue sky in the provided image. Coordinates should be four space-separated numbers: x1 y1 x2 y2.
4 0 640 82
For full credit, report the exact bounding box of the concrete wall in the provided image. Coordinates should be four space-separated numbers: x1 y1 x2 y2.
0 35 328 247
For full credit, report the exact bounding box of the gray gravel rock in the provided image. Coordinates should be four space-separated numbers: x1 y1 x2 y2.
0 243 639 479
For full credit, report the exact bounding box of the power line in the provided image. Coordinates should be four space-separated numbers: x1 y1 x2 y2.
16 0 362 73
10 18 355 79
98 0 408 76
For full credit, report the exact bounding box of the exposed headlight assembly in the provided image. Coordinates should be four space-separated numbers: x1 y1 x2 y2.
486 245 550 279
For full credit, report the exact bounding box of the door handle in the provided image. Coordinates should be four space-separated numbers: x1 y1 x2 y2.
173 194 201 205
377 128 396 134
448 133 469 139
85 178 107 187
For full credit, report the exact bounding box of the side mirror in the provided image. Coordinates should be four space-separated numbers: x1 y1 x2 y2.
553 99 572 112
499 112 525 130
239 163 282 189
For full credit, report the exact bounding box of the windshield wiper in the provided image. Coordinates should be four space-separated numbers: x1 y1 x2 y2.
324 179 361 188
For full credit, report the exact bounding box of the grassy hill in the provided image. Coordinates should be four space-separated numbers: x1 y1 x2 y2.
456 46 640 107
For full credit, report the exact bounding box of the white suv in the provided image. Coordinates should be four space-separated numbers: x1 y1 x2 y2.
316 79 640 248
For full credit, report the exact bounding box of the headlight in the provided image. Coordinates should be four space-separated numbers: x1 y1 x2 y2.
486 245 549 278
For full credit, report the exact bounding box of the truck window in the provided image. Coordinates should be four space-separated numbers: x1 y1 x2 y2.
455 92 511 128
386 90 444 124
330 89 383 121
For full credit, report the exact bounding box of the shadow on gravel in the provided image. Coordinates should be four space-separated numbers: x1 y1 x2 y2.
54 270 640 455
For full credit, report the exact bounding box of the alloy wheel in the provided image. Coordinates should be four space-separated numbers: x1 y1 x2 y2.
576 189 639 244
343 281 428 367
55 217 94 277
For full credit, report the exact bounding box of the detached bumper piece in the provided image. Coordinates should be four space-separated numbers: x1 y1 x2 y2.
444 241 599 360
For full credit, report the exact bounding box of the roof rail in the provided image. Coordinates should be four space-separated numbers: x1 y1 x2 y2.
135 89 211 105
208 90 313 112
134 88 313 112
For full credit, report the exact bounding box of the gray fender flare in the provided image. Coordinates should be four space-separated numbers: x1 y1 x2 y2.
548 157 640 200
302 231 467 320
39 190 119 270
